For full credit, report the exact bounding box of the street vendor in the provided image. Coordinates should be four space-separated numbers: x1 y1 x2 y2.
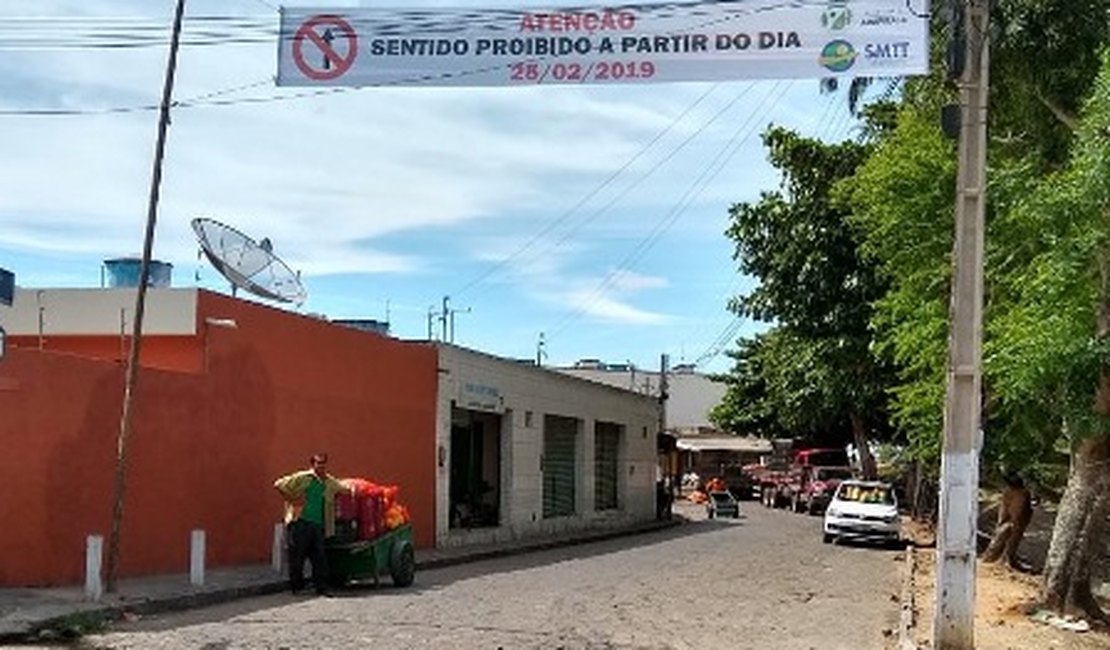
273 452 348 595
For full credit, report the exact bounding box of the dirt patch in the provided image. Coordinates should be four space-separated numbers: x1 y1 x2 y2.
911 548 1109 649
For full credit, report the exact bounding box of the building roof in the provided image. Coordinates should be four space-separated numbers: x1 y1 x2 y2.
675 436 772 453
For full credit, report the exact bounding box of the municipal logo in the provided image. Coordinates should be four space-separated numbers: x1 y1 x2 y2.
819 40 857 72
821 0 853 30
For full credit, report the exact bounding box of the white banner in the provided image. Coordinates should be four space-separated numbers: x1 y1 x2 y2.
276 1 929 87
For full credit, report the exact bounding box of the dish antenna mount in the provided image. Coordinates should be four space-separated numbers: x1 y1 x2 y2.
191 217 307 305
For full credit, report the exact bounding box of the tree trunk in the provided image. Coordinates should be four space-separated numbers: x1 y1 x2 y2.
1039 434 1110 621
850 412 878 480
1046 247 1110 618
982 481 1032 568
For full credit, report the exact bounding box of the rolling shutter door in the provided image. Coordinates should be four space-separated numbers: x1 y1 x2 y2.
594 422 620 511
543 415 577 518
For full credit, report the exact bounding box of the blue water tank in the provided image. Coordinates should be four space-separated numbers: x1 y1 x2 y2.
103 258 173 288
334 319 391 336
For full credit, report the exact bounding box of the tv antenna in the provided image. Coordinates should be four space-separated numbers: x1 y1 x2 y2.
191 217 307 306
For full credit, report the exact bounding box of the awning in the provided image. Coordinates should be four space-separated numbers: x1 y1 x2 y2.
676 436 772 454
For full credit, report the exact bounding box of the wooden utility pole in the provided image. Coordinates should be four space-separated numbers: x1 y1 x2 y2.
105 0 187 594
935 0 990 646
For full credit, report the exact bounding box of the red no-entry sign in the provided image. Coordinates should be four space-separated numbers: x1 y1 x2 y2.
292 14 358 81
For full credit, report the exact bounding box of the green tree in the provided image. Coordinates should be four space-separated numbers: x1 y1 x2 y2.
711 330 859 446
717 128 893 477
986 53 1110 620
844 36 1110 624
841 103 956 470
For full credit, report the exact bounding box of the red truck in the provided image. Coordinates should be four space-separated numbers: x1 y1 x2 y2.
757 444 853 513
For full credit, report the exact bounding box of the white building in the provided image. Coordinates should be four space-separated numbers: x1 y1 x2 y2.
435 345 660 548
558 360 726 434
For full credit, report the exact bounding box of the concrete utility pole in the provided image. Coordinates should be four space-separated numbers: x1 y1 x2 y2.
935 0 990 646
658 353 673 498
106 0 187 594
447 304 470 343
440 296 449 343
658 353 669 434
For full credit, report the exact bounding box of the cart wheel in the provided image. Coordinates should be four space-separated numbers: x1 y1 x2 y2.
390 541 415 587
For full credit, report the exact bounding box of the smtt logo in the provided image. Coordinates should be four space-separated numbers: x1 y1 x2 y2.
865 41 910 59
819 40 857 72
821 0 853 30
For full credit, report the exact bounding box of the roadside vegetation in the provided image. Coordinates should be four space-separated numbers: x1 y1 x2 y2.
711 0 1110 625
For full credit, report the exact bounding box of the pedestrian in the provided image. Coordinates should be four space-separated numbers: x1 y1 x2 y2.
274 452 348 595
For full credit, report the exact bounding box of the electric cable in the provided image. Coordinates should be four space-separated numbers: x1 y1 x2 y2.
0 0 898 50
449 82 721 299
544 79 793 341
506 80 759 279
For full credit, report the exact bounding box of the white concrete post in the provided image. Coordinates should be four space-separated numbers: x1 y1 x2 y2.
272 522 285 573
85 535 103 601
189 529 205 587
935 1 991 648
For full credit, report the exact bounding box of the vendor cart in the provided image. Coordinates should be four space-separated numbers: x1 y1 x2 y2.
325 523 415 588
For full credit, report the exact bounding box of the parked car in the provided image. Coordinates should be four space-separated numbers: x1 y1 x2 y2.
793 466 854 515
706 490 741 519
822 480 901 545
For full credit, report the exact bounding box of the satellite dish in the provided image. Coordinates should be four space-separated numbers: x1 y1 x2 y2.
191 217 307 306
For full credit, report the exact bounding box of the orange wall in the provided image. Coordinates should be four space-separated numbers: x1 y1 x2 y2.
9 335 203 372
0 290 437 586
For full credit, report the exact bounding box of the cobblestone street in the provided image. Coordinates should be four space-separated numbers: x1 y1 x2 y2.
75 503 902 649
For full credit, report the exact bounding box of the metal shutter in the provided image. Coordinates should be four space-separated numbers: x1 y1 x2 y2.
543 415 577 518
594 422 621 511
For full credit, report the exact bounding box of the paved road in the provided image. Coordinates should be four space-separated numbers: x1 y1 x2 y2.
76 503 902 649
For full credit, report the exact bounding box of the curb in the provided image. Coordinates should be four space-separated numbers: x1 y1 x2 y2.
899 544 917 650
417 517 683 571
3 517 683 644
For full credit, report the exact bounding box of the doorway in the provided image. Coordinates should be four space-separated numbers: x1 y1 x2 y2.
449 406 502 529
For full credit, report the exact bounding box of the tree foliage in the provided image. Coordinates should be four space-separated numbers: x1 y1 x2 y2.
840 103 955 467
714 0 1110 618
715 128 894 464
990 0 1110 166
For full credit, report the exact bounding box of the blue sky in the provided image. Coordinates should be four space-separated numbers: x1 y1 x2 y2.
0 0 863 374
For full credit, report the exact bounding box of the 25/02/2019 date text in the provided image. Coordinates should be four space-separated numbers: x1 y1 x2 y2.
509 61 656 83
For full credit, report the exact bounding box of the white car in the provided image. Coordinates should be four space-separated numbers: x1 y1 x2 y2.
822 480 901 545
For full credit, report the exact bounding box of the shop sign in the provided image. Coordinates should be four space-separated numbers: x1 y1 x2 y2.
460 380 503 412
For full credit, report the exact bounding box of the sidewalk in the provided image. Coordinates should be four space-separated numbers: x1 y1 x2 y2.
0 516 682 643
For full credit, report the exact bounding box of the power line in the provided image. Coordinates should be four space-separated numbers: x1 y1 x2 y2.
449 82 721 299
498 81 760 287
0 78 277 116
544 83 758 249
545 80 793 340
0 0 888 52
693 314 748 367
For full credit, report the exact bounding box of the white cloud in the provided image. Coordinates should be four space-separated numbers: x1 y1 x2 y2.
564 289 671 325
0 4 689 284
0 0 841 364
608 269 668 291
